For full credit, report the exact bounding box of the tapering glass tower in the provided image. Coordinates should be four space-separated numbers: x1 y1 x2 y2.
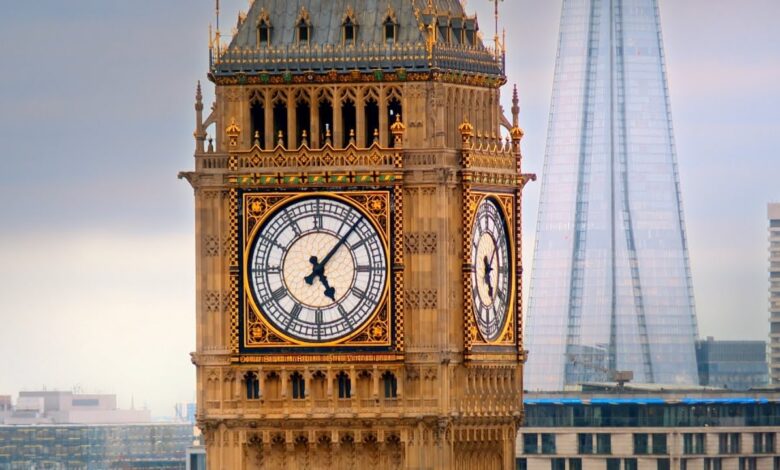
525 0 699 390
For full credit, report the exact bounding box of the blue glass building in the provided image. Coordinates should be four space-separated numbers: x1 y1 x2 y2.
526 0 699 390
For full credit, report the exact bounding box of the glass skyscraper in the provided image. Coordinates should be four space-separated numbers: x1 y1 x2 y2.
525 0 699 390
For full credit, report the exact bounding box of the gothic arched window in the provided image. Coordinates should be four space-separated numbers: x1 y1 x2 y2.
290 372 306 399
295 8 312 46
337 371 351 399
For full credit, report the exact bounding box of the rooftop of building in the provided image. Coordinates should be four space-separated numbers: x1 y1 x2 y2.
210 0 504 78
525 382 780 404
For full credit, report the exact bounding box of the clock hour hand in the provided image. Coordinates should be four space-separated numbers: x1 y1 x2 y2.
483 255 494 298
304 256 336 301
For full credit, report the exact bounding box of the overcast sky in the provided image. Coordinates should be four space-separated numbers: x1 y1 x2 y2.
0 1 777 417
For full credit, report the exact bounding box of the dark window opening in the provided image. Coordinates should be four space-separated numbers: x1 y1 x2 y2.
341 99 356 147
652 434 668 455
344 18 355 45
298 20 309 44
244 372 260 400
250 101 265 147
296 100 310 147
290 372 305 399
337 372 351 398
387 98 402 148
607 459 621 470
382 372 397 398
522 434 538 454
551 458 565 470
597 434 612 454
258 21 270 46
384 18 396 44
569 459 582 470
319 100 333 146
657 459 671 470
541 434 556 454
273 101 287 145
365 98 379 146
577 433 593 454
634 434 649 455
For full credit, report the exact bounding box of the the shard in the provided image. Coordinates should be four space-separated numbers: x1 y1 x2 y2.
525 0 699 390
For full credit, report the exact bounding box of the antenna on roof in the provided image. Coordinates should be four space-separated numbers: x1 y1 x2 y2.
491 0 503 56
216 0 221 32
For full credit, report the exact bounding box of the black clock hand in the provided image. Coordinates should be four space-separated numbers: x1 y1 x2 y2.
483 255 494 298
304 219 361 300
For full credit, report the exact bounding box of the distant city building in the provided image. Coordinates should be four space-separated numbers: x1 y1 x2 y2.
696 337 769 390
2 391 150 425
518 385 780 470
525 0 700 390
770 203 780 383
186 443 206 470
0 423 193 469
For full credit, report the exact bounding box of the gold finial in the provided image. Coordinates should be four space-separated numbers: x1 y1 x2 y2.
510 126 525 142
226 118 241 148
458 117 474 141
253 131 260 147
348 129 356 146
324 125 332 146
277 130 285 147
390 114 406 147
300 129 308 148
373 128 380 144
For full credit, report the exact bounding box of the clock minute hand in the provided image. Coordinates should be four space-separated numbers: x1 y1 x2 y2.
319 220 360 268
483 255 494 298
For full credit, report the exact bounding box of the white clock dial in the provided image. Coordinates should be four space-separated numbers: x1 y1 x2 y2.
248 196 388 343
470 197 511 342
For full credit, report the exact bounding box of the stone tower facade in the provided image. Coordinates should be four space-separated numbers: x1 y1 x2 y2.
180 1 532 468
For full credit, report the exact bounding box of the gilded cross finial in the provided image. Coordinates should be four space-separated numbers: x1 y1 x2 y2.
348 129 356 146
226 118 241 148
253 131 261 148
277 130 285 147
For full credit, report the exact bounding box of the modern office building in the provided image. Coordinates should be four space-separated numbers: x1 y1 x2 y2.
526 0 699 390
0 423 194 469
1 391 150 425
518 385 780 470
770 203 780 384
696 338 769 390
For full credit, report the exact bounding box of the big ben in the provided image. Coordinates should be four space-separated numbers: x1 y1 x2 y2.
180 1 533 468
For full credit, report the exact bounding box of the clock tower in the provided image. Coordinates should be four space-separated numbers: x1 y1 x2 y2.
180 1 533 468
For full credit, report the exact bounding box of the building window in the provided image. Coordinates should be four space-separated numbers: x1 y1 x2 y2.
597 434 612 454
607 458 621 470
382 371 397 398
343 17 356 46
523 434 538 454
244 372 260 400
684 433 706 454
541 433 556 454
755 432 775 453
740 457 757 470
578 433 593 454
633 434 649 455
652 434 668 455
257 20 271 46
624 458 637 470
337 372 351 398
298 19 310 44
384 17 397 44
681 459 688 470
657 459 670 470
551 458 565 470
569 458 582 470
290 372 305 399
516 458 527 470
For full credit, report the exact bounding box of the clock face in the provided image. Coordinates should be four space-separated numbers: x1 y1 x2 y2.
470 197 511 342
247 195 388 343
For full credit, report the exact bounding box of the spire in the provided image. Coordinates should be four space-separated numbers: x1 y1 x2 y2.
511 84 519 128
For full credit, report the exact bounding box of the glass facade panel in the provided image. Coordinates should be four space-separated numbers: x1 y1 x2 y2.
526 0 699 390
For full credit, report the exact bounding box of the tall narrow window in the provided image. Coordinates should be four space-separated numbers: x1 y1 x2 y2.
382 372 397 398
343 18 356 46
257 20 270 47
337 372 351 398
387 97 402 148
250 100 265 147
244 372 260 400
364 98 379 145
384 17 397 44
297 19 310 45
341 98 356 148
290 372 305 399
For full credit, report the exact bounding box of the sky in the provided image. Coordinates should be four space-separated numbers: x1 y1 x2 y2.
0 1 778 417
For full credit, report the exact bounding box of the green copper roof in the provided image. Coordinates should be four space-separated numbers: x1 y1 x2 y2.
211 0 503 78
